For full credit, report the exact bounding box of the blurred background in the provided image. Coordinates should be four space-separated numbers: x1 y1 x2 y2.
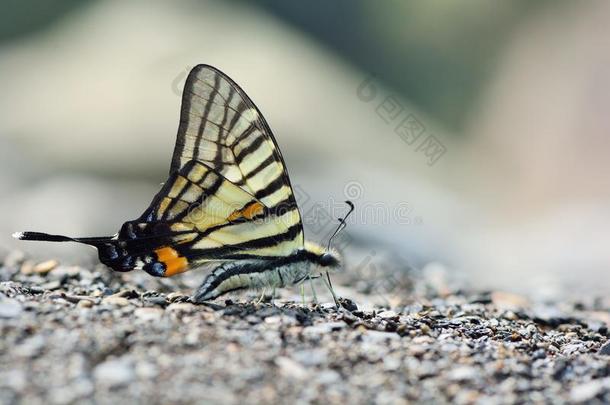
1 0 609 301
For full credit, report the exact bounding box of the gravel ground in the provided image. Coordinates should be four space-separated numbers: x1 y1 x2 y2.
1 251 610 404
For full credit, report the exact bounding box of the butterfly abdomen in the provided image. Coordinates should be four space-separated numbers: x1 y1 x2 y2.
193 253 315 302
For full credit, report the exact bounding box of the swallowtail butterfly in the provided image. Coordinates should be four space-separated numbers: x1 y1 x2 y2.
14 65 346 302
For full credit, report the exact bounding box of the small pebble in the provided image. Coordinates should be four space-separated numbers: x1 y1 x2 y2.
144 296 167 307
77 299 93 308
94 359 135 387
101 296 131 307
39 280 61 291
570 380 604 402
598 341 610 355
448 366 478 381
20 261 35 275
167 292 187 302
303 322 344 337
166 302 197 313
33 260 59 275
276 357 309 380
316 370 340 385
0 299 23 318
134 307 164 321
378 310 399 320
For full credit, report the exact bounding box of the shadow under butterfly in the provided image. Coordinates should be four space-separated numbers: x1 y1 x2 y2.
14 64 353 304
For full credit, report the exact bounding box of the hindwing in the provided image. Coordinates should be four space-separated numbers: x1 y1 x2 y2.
112 159 302 277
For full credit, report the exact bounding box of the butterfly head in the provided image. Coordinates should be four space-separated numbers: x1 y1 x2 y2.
304 241 341 269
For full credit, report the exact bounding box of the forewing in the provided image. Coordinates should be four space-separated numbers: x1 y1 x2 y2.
170 65 302 244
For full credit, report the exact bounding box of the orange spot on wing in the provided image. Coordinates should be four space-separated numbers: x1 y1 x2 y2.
243 202 264 219
155 247 189 277
227 201 264 221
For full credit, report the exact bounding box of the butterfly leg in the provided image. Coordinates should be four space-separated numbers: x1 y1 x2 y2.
256 287 267 304
308 275 318 304
322 271 339 308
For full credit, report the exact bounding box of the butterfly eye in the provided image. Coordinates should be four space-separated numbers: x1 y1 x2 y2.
319 253 335 267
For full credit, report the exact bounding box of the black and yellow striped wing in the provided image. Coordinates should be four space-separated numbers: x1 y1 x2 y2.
107 65 305 277
171 65 301 220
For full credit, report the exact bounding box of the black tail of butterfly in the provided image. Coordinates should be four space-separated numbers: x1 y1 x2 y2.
12 231 139 273
13 231 112 246
13 221 188 277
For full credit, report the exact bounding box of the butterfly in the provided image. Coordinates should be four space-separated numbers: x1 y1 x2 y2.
14 64 352 302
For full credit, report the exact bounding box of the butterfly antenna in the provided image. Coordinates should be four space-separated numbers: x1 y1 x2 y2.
326 200 355 251
323 201 355 308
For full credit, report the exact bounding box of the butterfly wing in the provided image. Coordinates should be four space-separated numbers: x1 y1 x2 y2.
102 65 305 278
170 65 302 228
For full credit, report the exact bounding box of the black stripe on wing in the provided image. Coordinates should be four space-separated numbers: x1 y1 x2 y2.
175 221 303 261
169 65 303 242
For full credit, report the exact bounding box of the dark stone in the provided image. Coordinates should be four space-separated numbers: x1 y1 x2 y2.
598 341 610 356
144 296 168 307
469 293 492 305
339 297 358 312
385 321 398 332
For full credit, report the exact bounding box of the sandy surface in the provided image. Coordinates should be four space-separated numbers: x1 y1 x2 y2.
1 252 610 404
